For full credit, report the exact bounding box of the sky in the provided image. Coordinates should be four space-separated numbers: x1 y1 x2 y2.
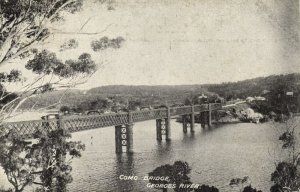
3 0 300 90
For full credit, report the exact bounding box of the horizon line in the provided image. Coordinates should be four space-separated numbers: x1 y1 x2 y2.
73 72 300 90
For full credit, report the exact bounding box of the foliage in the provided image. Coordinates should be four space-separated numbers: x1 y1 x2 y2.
204 73 300 114
77 97 110 112
279 131 295 149
229 176 250 192
128 100 141 111
91 36 125 51
194 185 219 192
0 135 33 192
0 0 101 123
270 118 300 191
20 73 300 112
0 70 22 83
60 39 78 52
65 53 97 75
0 128 85 192
0 1 122 191
271 162 299 191
149 161 192 192
26 50 96 78
242 185 262 192
148 164 172 192
0 70 21 108
0 0 83 65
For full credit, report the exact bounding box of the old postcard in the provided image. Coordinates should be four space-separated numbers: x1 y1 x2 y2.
0 0 299 192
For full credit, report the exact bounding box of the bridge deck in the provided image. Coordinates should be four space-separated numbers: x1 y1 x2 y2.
1 104 222 139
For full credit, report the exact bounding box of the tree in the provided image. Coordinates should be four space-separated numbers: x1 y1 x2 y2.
0 128 85 192
148 164 173 192
0 135 32 192
0 48 97 123
270 118 300 192
0 0 84 122
128 100 141 111
148 161 192 192
0 0 124 122
229 176 250 192
242 185 262 192
91 36 125 51
194 185 219 192
149 161 222 192
0 0 83 66
60 39 78 52
0 1 123 191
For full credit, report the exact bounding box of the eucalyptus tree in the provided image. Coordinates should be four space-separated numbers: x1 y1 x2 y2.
0 1 123 191
0 0 92 122
0 0 125 121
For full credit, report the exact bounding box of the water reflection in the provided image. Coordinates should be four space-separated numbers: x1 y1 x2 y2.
114 154 136 191
156 140 172 158
182 132 195 145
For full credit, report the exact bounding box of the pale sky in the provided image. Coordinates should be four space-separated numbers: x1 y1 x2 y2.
3 0 300 91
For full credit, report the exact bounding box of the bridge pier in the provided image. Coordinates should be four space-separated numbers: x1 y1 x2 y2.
182 105 195 133
200 104 212 128
115 124 133 153
182 115 188 133
156 118 170 141
182 114 195 133
208 103 212 127
191 105 195 132
200 112 206 128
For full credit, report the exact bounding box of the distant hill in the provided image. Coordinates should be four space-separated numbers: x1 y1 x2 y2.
88 85 207 97
20 85 210 109
19 73 300 111
203 73 300 100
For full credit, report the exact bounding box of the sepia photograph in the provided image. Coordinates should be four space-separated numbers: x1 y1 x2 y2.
0 0 300 191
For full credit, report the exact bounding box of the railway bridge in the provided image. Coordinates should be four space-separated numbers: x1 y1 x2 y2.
2 103 222 153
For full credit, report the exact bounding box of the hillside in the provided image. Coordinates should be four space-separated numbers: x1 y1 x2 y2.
20 85 210 109
19 73 300 112
203 73 300 100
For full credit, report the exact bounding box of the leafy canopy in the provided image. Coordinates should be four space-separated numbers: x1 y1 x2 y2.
0 128 85 192
25 50 96 78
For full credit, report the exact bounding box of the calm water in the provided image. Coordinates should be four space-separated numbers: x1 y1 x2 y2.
65 120 287 192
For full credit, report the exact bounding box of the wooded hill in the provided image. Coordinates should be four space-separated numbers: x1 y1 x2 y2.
203 73 300 100
19 73 300 111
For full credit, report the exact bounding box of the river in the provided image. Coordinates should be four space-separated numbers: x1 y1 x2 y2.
0 118 289 192
68 120 286 192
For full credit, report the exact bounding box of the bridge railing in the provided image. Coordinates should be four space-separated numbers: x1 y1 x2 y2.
63 112 129 132
132 109 167 122
194 104 208 112
170 106 192 116
1 104 222 139
1 119 59 139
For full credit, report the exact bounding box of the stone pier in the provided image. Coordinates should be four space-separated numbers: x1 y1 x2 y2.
156 106 171 140
182 105 195 133
115 124 133 153
115 112 133 153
